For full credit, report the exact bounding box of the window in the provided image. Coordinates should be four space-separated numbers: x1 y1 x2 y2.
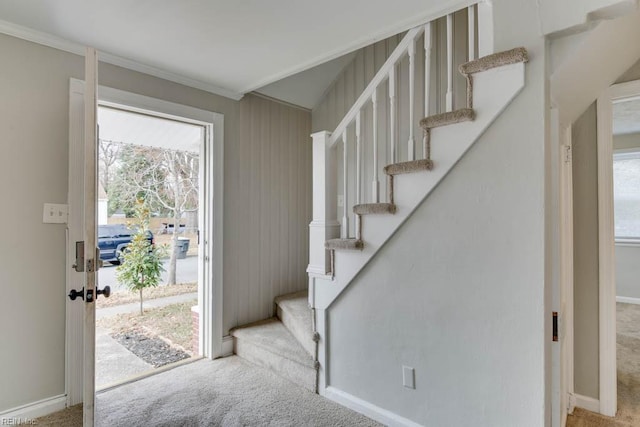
613 150 640 242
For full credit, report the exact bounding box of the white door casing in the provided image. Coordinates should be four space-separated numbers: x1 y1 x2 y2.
593 80 640 418
560 126 575 424
96 88 225 360
66 73 225 414
551 106 575 427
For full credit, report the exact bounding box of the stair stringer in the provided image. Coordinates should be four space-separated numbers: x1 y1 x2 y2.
315 62 526 311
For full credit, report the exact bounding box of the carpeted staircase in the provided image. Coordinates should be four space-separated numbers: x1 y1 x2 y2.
231 48 529 396
324 47 528 258
231 291 318 392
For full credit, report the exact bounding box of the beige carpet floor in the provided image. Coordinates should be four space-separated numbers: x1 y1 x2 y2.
566 303 640 427
32 404 83 427
36 356 380 426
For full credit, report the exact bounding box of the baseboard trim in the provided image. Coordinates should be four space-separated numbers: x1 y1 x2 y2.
0 394 66 421
575 394 600 413
616 296 640 305
324 386 423 427
222 335 234 357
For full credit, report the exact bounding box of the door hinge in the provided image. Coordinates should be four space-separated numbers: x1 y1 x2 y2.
563 145 572 164
553 311 558 341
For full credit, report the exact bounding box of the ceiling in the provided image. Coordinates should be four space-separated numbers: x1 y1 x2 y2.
99 106 203 153
613 97 640 135
0 0 456 101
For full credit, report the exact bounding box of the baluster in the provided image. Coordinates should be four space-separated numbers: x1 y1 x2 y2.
342 130 349 238
408 40 416 161
356 111 362 205
468 5 476 61
424 23 432 159
389 67 396 164
477 1 494 57
355 111 362 240
446 13 454 112
372 88 379 203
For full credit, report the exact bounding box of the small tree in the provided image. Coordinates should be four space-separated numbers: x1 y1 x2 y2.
109 143 199 285
116 199 166 315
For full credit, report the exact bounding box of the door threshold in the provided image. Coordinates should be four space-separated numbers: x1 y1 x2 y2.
96 356 204 394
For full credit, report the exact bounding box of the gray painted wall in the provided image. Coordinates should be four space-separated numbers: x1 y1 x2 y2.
616 245 640 299
571 102 600 399
319 0 548 423
227 94 311 328
614 132 640 151
0 33 310 411
0 33 84 412
614 132 640 300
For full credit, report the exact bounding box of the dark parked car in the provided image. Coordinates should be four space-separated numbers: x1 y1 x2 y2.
98 224 154 265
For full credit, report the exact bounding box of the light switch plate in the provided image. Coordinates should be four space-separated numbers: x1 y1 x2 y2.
43 203 68 224
403 366 415 389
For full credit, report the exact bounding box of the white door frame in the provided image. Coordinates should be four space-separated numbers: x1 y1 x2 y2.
66 79 225 406
595 80 640 417
552 106 575 427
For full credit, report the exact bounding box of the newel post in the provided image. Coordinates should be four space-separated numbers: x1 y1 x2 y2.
307 131 340 305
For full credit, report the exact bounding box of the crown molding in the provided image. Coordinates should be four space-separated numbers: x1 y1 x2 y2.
0 19 244 101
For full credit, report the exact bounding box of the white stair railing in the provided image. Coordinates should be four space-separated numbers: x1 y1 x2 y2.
307 3 486 280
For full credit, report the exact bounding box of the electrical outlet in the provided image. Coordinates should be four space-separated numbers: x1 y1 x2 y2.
43 203 68 224
403 366 415 389
337 195 344 207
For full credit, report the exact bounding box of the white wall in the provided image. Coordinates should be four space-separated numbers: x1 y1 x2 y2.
0 33 310 413
318 0 548 424
538 0 636 35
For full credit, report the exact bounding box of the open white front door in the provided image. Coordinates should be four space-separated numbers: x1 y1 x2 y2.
82 47 99 426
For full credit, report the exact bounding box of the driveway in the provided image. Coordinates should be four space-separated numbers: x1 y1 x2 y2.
99 256 199 292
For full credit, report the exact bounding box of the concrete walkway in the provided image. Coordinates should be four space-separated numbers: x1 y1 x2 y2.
96 326 152 388
96 292 198 388
96 292 198 319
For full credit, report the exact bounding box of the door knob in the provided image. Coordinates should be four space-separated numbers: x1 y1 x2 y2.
68 287 85 301
97 285 111 299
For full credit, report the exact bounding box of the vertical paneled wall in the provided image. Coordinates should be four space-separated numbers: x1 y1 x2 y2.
224 94 312 333
312 10 470 232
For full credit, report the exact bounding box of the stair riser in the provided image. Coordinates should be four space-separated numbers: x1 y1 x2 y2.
234 338 316 392
277 305 315 356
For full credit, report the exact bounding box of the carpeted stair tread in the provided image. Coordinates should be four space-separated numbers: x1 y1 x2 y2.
325 238 364 251
275 290 315 356
353 203 396 215
420 108 475 130
274 290 309 307
231 318 315 369
459 47 528 75
384 159 434 176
